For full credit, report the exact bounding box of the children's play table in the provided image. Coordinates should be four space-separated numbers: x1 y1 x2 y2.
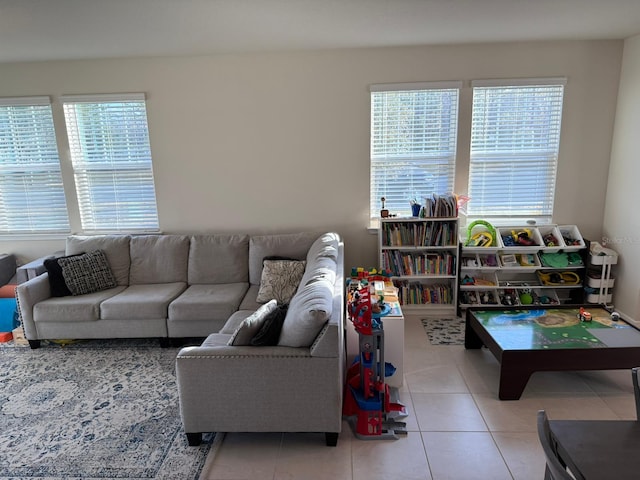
465 305 640 400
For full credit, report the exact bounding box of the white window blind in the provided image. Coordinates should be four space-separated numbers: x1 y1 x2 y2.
0 97 70 234
468 79 566 221
62 93 159 232
370 82 460 219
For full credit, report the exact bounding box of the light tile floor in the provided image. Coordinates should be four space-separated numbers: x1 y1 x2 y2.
199 315 638 480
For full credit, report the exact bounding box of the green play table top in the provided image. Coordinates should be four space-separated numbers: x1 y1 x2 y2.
471 307 640 351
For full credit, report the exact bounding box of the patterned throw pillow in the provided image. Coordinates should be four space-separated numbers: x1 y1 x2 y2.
44 253 84 297
58 250 117 296
256 259 306 304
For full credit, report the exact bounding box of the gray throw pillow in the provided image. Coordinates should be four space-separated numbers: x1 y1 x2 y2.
250 304 289 346
228 300 278 346
58 250 117 296
256 259 306 304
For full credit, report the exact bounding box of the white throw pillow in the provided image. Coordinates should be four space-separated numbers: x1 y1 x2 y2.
256 259 306 304
227 300 278 346
278 279 333 347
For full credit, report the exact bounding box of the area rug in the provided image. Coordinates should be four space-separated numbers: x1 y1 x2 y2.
0 339 219 479
421 317 465 345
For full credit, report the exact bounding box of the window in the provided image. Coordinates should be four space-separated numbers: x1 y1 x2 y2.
62 93 159 232
467 78 566 222
0 96 70 234
370 82 461 219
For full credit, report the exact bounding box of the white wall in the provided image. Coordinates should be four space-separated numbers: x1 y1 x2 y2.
0 40 623 271
604 34 640 322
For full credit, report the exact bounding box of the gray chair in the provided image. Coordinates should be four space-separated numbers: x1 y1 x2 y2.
537 410 574 480
632 367 640 420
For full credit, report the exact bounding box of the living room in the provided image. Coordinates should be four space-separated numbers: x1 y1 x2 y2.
1 1 640 479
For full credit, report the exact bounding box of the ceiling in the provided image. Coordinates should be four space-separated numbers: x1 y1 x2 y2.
1 0 640 64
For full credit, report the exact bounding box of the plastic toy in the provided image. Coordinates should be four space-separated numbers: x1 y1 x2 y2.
344 276 407 440
578 307 592 322
511 229 536 246
465 220 496 247
519 288 533 305
537 271 581 286
543 233 559 247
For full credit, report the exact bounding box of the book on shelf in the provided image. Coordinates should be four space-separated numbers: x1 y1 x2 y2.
422 193 458 218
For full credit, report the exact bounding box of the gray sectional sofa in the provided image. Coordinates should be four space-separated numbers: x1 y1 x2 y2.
15 230 346 445
16 231 343 345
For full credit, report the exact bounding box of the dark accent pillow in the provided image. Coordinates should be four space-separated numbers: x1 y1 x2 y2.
44 253 85 297
250 304 289 346
58 250 117 296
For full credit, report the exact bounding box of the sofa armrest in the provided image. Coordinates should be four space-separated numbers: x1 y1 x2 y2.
175 344 343 434
16 251 63 284
0 253 17 286
16 273 52 340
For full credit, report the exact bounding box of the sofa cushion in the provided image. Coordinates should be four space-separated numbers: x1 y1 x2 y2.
33 286 126 322
251 303 289 346
256 259 306 304
100 283 186 320
44 253 84 297
66 235 131 286
228 299 277 346
58 250 118 296
129 235 189 284
168 283 248 322
248 232 319 285
188 235 249 284
278 278 333 347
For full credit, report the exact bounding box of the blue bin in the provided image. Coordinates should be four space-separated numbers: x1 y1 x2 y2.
0 298 18 332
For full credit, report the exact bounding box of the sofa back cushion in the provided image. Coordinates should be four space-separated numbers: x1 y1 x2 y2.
188 235 249 284
277 278 334 347
306 232 340 263
248 232 319 285
66 235 131 286
129 235 189 284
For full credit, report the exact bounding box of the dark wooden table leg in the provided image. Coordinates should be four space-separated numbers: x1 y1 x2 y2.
498 361 534 400
465 315 483 349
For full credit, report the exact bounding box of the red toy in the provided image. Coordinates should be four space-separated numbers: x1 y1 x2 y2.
343 274 407 439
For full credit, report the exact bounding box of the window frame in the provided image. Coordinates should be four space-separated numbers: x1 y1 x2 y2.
0 96 70 236
369 81 462 223
466 77 567 224
61 93 160 234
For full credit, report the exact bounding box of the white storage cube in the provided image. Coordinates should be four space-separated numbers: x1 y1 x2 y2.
586 292 613 304
558 225 585 251
586 272 616 288
538 225 565 252
589 251 618 265
461 254 480 269
499 227 543 249
459 271 498 288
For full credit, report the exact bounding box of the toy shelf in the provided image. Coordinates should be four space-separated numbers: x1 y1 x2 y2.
459 224 587 310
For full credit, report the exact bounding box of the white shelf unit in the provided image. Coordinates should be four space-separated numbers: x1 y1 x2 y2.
459 224 586 309
379 217 459 315
584 245 618 306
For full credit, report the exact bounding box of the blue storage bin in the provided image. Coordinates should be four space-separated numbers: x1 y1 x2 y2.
0 298 18 332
